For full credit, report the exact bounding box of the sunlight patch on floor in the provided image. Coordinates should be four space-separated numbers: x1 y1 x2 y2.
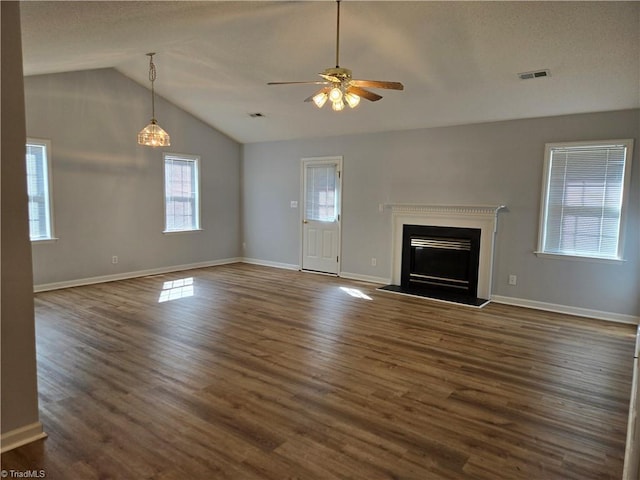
158 277 194 303
339 286 372 301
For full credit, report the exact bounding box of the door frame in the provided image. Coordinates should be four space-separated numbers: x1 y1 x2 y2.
300 156 343 275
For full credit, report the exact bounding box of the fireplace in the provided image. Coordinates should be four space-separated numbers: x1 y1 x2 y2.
382 204 505 307
401 224 481 297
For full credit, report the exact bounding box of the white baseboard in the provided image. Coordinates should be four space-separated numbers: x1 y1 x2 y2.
1 422 47 453
239 260 391 285
491 295 640 325
241 258 300 271
339 271 390 285
34 258 242 293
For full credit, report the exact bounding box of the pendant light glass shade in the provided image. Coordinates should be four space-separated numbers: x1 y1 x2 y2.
137 119 171 147
138 53 170 147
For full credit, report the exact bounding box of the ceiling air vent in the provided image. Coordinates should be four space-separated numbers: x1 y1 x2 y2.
518 69 551 80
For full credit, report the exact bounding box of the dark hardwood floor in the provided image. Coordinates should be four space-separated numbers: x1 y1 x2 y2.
1 263 636 479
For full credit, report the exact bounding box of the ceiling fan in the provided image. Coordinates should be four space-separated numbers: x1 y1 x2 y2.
268 0 404 111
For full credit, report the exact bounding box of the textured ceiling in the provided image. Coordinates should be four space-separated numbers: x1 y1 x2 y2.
20 1 640 143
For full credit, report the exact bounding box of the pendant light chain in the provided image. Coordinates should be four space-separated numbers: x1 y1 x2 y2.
148 53 157 121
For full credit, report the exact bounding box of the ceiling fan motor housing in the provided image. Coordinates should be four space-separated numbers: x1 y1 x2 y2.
323 67 352 81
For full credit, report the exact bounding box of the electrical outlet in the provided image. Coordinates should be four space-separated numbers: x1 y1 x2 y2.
508 274 517 286
371 257 377 267
290 201 298 208
112 256 118 264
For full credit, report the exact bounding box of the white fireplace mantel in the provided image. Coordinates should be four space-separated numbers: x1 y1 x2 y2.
389 204 505 300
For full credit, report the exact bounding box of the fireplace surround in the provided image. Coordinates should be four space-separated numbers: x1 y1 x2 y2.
386 204 505 306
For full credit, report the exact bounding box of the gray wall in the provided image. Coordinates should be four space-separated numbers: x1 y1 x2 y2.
243 109 640 318
21 65 640 318
24 68 241 286
1 0 41 437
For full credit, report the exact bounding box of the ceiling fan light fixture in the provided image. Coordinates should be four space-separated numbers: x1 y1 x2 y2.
267 0 403 110
138 53 170 147
344 92 360 108
331 98 345 111
329 86 343 102
313 91 329 108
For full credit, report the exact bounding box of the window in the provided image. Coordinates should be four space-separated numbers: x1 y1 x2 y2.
26 139 54 241
537 139 633 261
163 153 200 232
305 163 338 222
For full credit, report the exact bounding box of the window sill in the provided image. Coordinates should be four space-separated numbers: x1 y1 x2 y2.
162 229 203 235
534 251 625 265
31 237 59 244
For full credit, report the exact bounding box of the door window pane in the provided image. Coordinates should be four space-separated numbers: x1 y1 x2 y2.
305 164 337 222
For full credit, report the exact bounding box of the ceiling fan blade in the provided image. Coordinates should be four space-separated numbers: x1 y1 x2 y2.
267 81 329 86
304 87 330 103
347 86 382 102
350 80 404 90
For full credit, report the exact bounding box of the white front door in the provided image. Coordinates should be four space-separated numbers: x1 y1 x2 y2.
301 157 342 274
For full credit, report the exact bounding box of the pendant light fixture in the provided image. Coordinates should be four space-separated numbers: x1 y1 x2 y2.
137 53 170 147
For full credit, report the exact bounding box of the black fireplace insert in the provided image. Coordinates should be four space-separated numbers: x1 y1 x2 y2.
401 224 481 298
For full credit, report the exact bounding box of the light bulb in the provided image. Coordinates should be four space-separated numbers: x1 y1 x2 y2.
312 92 328 108
345 93 360 108
331 99 345 111
329 87 343 102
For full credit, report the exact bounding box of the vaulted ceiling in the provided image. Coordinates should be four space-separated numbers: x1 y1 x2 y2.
20 1 640 143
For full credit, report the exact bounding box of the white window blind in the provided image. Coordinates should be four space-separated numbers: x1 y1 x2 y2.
26 139 54 241
538 140 633 260
164 154 200 232
305 163 337 222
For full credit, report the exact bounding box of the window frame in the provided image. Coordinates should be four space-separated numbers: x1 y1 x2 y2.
536 139 634 263
162 152 202 234
26 137 56 242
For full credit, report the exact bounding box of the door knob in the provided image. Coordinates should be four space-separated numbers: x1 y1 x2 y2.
303 220 308 224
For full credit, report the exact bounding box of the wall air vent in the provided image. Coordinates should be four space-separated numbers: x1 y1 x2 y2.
518 69 551 80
